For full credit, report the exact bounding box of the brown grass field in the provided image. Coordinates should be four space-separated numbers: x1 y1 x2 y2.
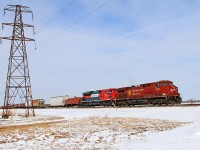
0 117 188 149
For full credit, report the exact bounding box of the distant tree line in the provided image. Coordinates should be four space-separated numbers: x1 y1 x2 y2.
182 99 200 103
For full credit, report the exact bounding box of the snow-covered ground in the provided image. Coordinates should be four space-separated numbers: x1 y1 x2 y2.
34 107 199 122
0 107 199 149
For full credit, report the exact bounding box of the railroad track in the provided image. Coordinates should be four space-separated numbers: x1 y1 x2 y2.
1 103 199 109
69 103 200 108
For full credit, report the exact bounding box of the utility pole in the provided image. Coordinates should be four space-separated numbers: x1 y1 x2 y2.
0 5 35 118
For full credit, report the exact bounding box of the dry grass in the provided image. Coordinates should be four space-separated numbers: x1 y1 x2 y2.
17 112 35 117
0 121 56 133
0 117 188 149
0 110 17 117
0 116 64 133
0 110 36 118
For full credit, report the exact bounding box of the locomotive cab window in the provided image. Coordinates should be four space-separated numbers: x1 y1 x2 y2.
143 84 150 88
162 82 173 86
155 83 159 88
141 84 150 88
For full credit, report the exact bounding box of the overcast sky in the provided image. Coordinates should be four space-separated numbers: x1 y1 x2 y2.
0 0 200 104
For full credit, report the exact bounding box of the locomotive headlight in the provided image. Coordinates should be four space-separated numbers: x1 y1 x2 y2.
162 93 166 96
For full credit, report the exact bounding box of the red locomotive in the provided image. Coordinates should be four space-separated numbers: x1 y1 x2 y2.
114 80 181 106
65 80 182 107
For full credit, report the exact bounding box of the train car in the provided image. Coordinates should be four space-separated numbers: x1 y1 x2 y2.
117 87 129 100
0 103 25 109
25 99 45 108
121 80 181 106
65 97 82 107
32 99 45 107
81 90 101 106
42 104 50 108
99 88 118 106
50 95 69 107
115 85 151 106
14 103 25 108
81 88 118 107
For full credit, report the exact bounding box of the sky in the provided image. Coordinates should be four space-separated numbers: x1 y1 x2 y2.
0 0 200 104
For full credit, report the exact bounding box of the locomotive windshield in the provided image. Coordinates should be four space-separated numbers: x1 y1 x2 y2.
155 81 174 87
161 82 173 86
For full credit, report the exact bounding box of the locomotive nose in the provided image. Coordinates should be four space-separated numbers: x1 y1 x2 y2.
170 86 178 94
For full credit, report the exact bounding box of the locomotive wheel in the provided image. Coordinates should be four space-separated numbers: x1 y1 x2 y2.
111 102 116 107
118 102 122 107
171 101 175 105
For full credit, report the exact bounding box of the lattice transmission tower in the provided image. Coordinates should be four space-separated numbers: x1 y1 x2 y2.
0 5 35 118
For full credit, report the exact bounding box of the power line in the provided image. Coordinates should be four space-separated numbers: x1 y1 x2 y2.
26 0 32 6
26 0 76 47
32 0 52 21
36 0 112 50
36 0 76 34
0 0 8 7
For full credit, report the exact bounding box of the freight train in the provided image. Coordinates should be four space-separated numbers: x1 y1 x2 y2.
65 80 182 107
0 80 182 109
